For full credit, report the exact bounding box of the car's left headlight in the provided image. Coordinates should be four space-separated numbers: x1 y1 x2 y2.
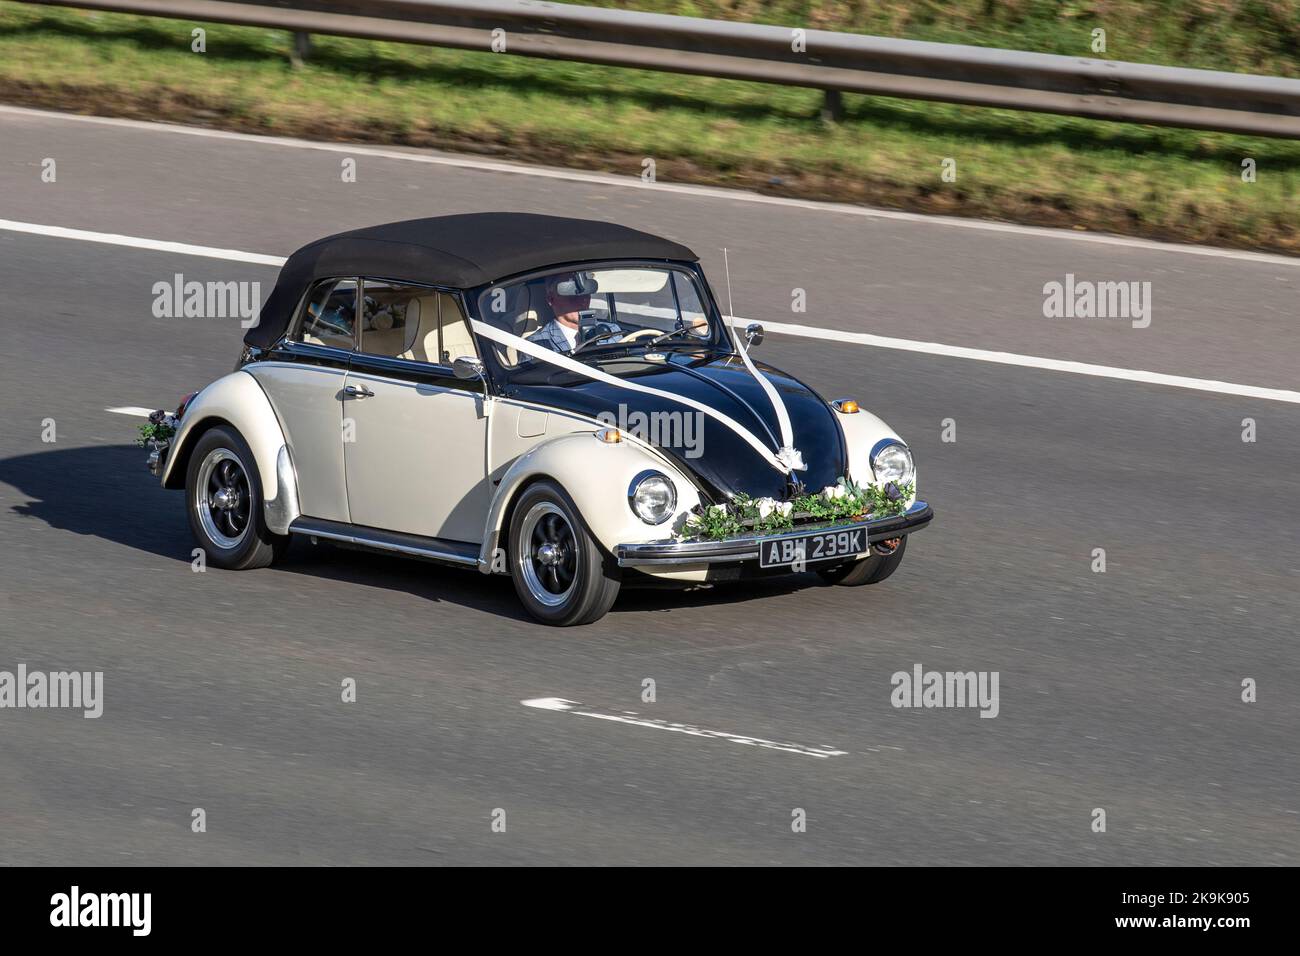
870 440 915 487
629 472 677 524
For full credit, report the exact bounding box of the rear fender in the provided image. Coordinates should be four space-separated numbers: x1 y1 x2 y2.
160 371 299 533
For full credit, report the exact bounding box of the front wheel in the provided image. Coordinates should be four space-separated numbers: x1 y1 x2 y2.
185 425 288 571
508 480 621 626
816 535 907 587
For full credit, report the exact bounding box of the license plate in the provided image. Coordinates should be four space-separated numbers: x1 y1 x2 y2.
758 527 865 568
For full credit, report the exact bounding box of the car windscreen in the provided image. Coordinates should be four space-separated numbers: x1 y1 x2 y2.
475 265 718 377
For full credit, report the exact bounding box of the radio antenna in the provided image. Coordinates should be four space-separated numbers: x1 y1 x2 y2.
722 246 736 332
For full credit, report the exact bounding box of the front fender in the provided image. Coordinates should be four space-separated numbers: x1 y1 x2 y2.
161 372 295 522
478 433 703 572
832 406 912 490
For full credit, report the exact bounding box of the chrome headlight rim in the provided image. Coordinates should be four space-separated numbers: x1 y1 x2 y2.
869 438 915 487
628 470 677 525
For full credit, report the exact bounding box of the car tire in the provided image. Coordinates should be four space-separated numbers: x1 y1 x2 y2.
816 536 907 587
508 480 621 626
185 425 289 571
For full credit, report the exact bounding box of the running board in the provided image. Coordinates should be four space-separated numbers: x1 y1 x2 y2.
289 517 479 567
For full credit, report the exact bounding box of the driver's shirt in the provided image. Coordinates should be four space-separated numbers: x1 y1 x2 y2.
528 318 621 354
528 319 579 353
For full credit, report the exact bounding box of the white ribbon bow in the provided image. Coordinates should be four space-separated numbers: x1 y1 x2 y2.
729 318 805 471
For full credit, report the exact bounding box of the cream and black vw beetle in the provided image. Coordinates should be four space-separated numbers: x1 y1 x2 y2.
155 213 933 625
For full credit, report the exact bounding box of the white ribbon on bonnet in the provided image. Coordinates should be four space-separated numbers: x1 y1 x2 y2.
469 318 805 476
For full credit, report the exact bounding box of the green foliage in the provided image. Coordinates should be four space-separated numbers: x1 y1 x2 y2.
575 1 1300 77
135 421 176 447
683 477 915 540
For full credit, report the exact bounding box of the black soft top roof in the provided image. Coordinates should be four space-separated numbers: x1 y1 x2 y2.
244 212 698 348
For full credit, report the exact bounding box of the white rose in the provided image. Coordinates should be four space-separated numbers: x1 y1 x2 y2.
756 498 776 519
821 486 838 500
778 501 793 517
708 504 728 518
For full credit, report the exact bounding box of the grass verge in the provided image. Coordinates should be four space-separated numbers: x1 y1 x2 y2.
0 2 1296 253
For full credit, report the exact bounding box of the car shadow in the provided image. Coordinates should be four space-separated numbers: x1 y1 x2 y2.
0 444 826 622
0 443 192 561
275 543 540 623
614 572 820 615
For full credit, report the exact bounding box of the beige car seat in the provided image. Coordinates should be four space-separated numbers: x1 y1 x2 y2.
398 293 480 366
400 297 435 362
439 294 478 365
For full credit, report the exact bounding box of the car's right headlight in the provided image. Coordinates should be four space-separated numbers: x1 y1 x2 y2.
628 471 677 524
870 440 915 487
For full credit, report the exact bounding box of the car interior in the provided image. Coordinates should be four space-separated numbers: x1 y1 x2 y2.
483 269 710 370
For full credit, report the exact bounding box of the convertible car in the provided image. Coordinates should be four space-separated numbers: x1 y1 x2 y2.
152 213 933 625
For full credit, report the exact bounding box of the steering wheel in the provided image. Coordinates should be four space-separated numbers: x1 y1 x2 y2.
620 328 663 342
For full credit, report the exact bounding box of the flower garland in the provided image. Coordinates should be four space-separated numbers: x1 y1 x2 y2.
683 477 915 541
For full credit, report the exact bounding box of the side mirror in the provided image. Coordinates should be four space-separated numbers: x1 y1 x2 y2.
744 323 764 348
453 356 485 381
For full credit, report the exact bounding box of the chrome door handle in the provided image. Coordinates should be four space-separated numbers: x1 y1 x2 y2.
343 384 374 398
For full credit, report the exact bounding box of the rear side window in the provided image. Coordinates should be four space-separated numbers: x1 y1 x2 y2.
296 278 358 349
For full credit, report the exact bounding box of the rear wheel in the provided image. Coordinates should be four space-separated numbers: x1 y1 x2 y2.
186 426 288 570
509 481 621 626
816 536 907 587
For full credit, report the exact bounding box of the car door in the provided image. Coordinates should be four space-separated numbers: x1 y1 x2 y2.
342 282 490 544
245 277 356 523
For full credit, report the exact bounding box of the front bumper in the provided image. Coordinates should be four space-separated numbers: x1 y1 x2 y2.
146 439 170 478
615 500 934 569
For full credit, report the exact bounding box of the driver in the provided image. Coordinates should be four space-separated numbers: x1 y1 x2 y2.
527 271 620 354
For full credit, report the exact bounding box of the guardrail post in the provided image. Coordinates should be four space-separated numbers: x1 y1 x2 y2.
821 89 845 123
291 30 311 67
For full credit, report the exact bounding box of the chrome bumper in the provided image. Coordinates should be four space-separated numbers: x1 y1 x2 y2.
616 501 934 568
146 439 169 478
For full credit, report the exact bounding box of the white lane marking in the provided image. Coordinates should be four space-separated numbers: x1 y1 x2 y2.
521 697 848 759
5 219 1297 405
0 218 287 266
105 406 154 417
2 104 1297 268
728 318 1300 405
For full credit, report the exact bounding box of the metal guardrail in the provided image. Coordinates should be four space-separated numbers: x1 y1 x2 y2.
22 0 1300 137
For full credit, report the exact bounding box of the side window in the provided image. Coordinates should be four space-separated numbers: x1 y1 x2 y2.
296 278 357 349
358 280 426 358
437 293 477 365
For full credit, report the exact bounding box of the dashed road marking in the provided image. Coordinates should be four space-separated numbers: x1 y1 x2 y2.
521 696 847 759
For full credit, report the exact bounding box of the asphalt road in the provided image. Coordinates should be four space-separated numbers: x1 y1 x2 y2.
1 107 1297 866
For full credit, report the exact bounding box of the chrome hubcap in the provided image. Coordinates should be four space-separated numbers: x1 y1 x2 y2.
517 502 577 607
195 447 251 550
